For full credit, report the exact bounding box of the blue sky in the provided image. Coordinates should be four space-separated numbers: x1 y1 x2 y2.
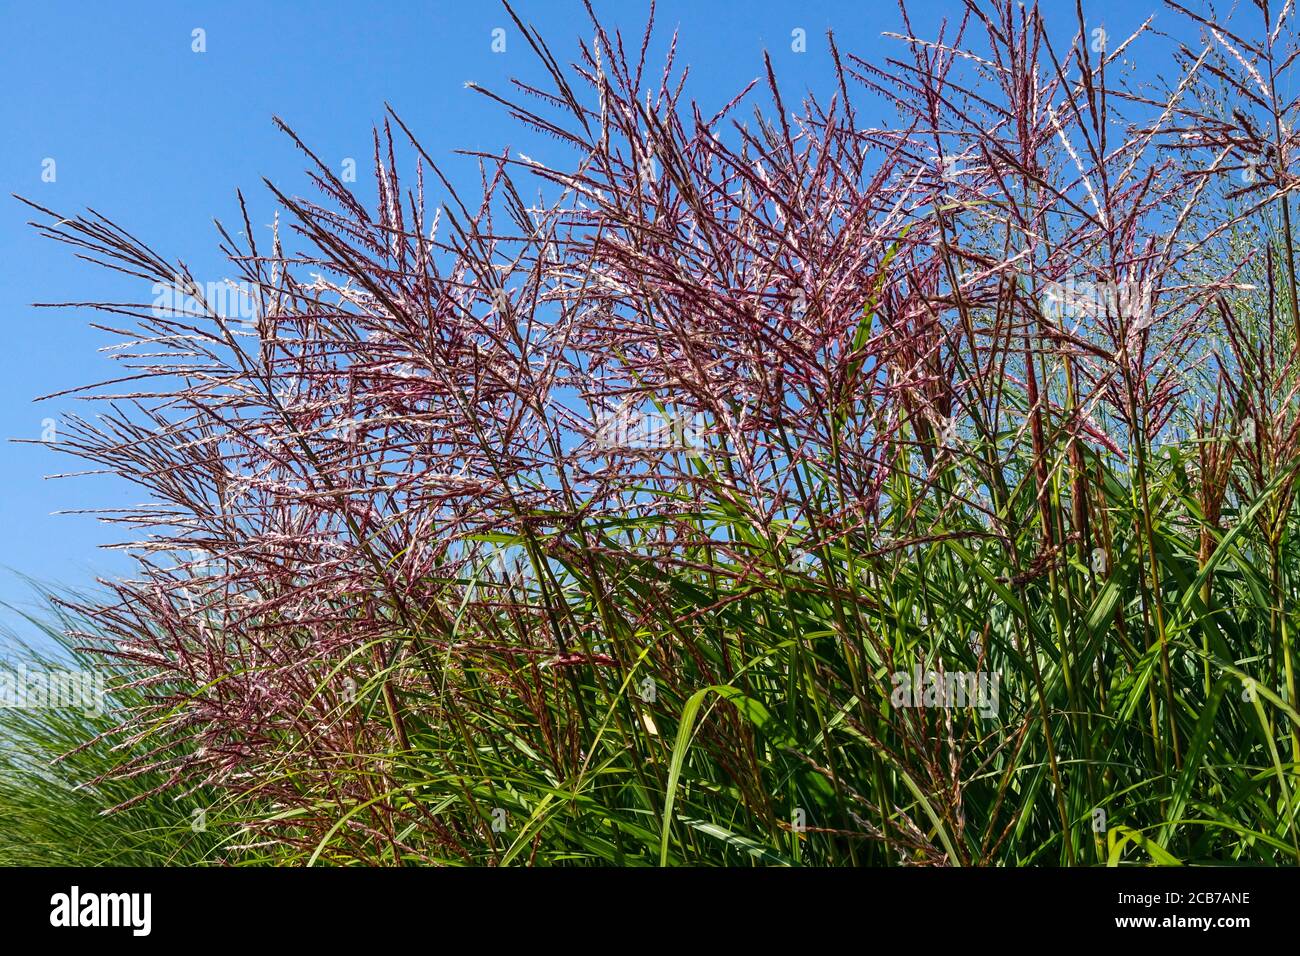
0 0 1181 629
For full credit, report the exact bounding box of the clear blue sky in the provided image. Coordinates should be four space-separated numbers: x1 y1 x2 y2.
0 0 1177 629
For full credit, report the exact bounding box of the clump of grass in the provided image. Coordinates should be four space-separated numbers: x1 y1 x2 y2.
11 0 1300 864
0 594 229 865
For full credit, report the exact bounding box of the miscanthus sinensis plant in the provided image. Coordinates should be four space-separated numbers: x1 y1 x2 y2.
15 0 1300 864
